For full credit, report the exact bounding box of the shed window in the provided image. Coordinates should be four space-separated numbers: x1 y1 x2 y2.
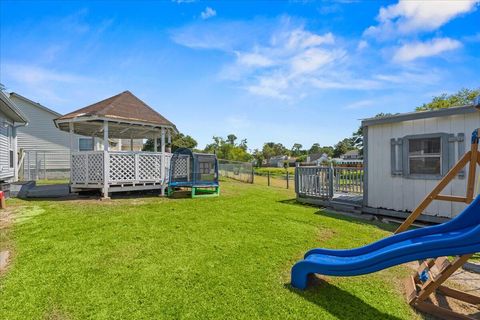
390 132 461 179
408 137 441 175
79 138 94 151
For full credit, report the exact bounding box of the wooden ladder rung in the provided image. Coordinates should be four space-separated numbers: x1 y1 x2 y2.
437 285 480 305
434 195 468 203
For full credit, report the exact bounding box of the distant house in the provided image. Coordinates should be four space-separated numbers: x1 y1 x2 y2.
8 93 143 179
0 91 27 183
268 155 296 167
306 153 329 165
341 149 361 160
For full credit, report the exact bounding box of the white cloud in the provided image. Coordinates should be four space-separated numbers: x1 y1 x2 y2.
365 0 479 38
290 48 343 74
2 62 95 103
344 99 375 109
3 63 90 85
236 52 274 67
357 40 368 50
200 7 216 20
171 17 447 100
393 38 462 62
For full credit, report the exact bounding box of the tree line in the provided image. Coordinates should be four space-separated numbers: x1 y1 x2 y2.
143 87 479 164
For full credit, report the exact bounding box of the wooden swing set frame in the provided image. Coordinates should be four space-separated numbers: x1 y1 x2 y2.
399 126 480 320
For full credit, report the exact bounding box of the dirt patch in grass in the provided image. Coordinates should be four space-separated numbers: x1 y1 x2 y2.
43 307 71 320
0 206 15 275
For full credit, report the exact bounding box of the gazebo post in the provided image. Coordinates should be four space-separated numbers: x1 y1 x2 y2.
161 127 166 195
69 122 74 151
102 120 110 199
69 122 74 183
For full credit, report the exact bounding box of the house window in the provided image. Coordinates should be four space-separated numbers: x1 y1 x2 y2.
79 138 94 151
408 137 441 175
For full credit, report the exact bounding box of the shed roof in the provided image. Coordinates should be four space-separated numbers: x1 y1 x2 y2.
362 105 478 127
56 90 177 131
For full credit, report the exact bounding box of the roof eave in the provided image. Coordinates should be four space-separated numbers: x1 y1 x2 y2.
362 105 478 127
0 91 28 124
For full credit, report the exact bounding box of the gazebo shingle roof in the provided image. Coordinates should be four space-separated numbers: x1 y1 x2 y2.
56 90 177 130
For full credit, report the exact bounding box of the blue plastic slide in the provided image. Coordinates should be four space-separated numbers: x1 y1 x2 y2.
291 195 480 289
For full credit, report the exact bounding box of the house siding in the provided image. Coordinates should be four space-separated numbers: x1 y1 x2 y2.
10 95 84 170
0 109 14 181
366 112 480 218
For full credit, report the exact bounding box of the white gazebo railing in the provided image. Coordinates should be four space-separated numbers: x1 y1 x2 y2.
71 151 172 193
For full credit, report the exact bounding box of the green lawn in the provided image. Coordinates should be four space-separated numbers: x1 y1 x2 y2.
0 180 419 320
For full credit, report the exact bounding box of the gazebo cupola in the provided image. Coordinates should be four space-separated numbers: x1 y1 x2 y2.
54 91 178 198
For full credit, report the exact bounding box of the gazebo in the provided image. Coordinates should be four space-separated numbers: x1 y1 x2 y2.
54 91 178 198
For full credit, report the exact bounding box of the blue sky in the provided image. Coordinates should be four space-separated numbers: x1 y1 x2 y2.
1 1 479 151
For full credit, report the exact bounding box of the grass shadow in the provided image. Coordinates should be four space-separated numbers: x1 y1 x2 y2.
286 275 403 320
278 198 398 233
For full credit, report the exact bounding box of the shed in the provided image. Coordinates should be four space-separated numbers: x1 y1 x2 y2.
362 105 480 219
0 91 27 182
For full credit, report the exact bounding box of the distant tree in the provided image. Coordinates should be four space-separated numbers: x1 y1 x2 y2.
143 133 197 152
416 88 480 112
352 126 363 155
291 143 303 156
308 143 334 158
309 143 321 154
252 149 264 167
204 135 252 162
333 138 355 158
239 138 248 151
262 142 288 160
295 154 307 162
227 134 237 145
318 146 334 158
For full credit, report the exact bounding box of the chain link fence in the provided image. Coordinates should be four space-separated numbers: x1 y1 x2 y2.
218 159 254 183
20 150 71 181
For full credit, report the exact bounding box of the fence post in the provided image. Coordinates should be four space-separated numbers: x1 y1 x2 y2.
286 170 289 189
328 163 334 199
27 151 30 181
35 151 39 181
251 167 254 184
43 152 47 180
295 163 299 194
267 171 270 186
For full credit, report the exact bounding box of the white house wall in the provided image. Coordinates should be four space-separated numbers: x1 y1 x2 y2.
367 112 480 218
10 96 86 170
0 109 14 181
